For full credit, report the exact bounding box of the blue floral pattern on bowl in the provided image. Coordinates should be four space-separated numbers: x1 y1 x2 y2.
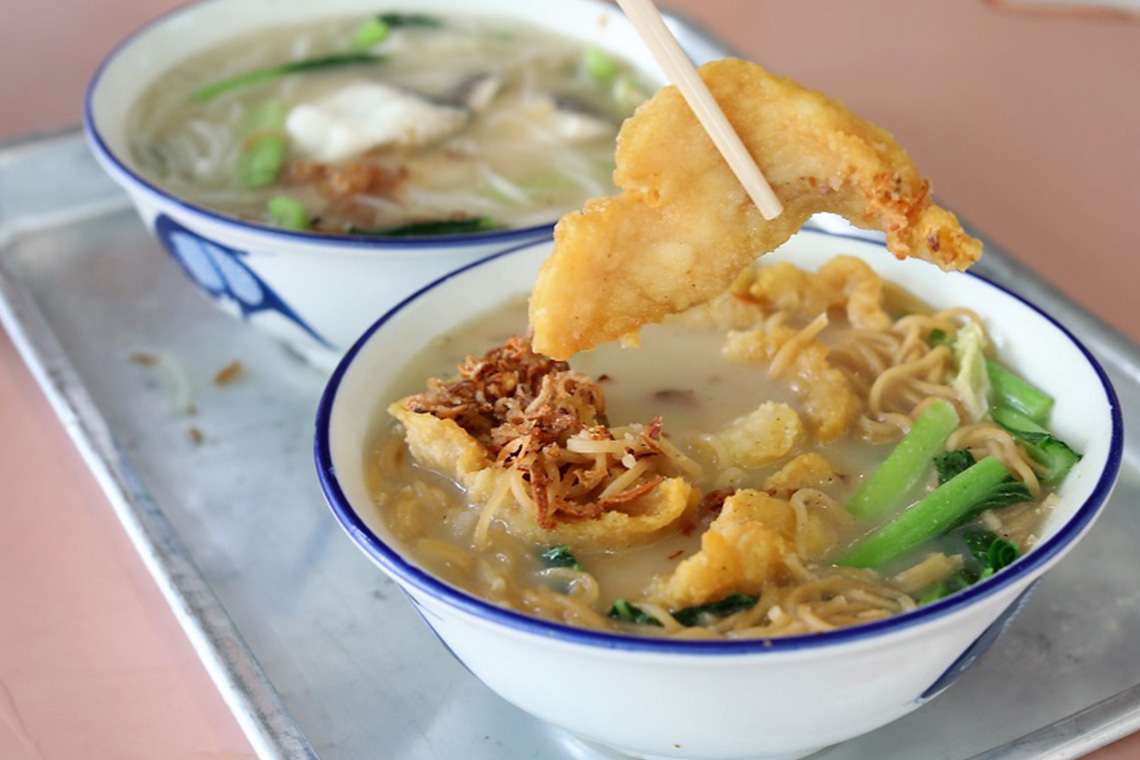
154 214 330 347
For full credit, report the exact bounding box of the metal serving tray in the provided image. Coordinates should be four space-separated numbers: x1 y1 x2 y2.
2 125 1139 760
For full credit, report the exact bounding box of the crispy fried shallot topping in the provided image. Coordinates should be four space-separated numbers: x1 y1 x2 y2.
404 336 677 528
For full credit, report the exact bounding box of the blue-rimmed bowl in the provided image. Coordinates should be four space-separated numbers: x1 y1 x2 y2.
315 228 1122 760
83 0 696 369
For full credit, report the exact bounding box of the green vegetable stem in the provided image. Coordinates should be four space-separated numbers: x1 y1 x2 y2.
350 217 503 237
584 47 619 83
987 361 1054 424
238 99 288 188
193 52 385 101
267 196 309 230
840 456 1028 569
846 399 960 520
240 133 287 188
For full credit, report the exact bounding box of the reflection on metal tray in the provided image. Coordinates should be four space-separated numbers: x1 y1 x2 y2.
2 128 1139 760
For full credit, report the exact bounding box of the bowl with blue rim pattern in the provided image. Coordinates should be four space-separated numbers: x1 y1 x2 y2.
83 0 706 368
314 228 1122 760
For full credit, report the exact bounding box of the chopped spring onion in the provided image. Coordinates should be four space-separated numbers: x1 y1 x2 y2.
846 399 960 520
267 196 309 230
584 46 619 83
539 545 582 570
840 457 1027 569
350 17 390 50
239 133 287 188
350 217 503 237
238 99 288 188
193 52 385 101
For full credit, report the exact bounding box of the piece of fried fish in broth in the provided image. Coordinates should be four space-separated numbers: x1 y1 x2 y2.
529 58 981 360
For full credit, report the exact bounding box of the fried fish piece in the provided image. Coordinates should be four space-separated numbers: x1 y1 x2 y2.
529 58 982 360
649 489 837 608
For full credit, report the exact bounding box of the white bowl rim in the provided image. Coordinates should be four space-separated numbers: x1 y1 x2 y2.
314 227 1124 654
82 0 637 251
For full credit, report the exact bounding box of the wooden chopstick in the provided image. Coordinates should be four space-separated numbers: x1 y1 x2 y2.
615 0 784 220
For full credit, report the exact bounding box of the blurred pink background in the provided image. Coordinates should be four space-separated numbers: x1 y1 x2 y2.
1 1 1137 758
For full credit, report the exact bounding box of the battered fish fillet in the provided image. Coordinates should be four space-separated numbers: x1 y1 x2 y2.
529 58 982 360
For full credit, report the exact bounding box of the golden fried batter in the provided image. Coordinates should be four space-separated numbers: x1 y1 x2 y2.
725 325 862 442
761 453 843 499
530 59 982 360
746 256 892 331
650 489 835 608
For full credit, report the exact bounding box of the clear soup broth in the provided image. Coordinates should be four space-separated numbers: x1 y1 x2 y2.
128 13 649 236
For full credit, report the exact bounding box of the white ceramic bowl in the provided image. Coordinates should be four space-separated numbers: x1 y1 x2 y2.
84 0 716 368
315 228 1122 760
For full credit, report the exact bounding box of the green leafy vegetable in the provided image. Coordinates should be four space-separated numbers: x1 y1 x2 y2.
927 328 950 348
840 456 1026 569
952 322 990 420
539 545 582 570
193 52 385 101
608 599 662 627
917 531 1020 605
671 593 758 626
968 478 1032 516
963 530 1020 574
350 17 390 50
991 406 1081 485
267 196 309 230
917 569 979 605
350 217 503 237
846 399 959 520
240 133 287 187
377 13 441 28
987 361 1054 423
933 449 976 485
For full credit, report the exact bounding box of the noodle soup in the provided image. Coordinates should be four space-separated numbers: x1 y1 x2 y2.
128 12 649 236
367 255 1079 638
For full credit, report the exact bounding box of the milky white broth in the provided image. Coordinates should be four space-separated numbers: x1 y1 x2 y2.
362 295 957 612
127 14 648 234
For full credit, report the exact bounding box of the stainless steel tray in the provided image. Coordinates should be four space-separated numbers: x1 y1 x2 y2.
3 126 1139 760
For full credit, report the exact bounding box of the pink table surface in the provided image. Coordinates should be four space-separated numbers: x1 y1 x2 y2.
1 1 1138 758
